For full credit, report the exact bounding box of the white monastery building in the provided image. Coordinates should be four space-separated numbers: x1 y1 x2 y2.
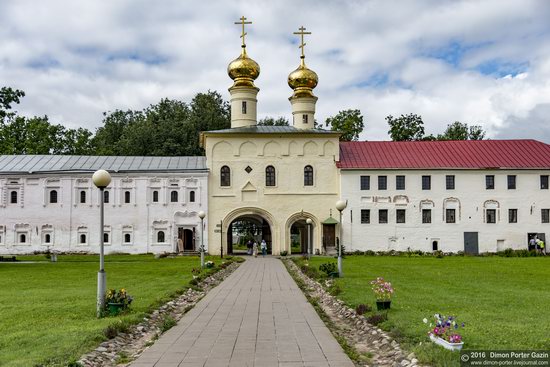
1 20 549 255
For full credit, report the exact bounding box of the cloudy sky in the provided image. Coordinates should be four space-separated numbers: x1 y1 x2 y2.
1 0 550 142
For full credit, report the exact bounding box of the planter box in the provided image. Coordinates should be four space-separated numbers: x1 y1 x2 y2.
107 302 125 316
429 334 464 351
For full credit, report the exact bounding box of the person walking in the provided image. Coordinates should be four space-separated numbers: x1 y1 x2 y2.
246 240 253 255
252 241 258 258
529 237 537 251
260 239 267 257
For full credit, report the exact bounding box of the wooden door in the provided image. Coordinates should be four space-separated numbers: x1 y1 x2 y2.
323 224 335 248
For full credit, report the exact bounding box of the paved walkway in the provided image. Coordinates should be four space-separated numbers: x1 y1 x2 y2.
131 257 354 367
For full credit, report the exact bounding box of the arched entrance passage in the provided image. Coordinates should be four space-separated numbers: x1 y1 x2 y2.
223 208 276 255
286 212 318 255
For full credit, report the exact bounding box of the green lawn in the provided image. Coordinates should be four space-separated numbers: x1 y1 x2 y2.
307 256 550 366
0 254 224 367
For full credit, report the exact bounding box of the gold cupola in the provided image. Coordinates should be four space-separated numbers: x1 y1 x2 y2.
228 16 260 128
288 26 318 130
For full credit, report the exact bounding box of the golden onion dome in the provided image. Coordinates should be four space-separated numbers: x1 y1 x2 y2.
288 58 318 98
228 48 260 88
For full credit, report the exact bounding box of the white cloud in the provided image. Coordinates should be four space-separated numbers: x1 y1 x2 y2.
0 0 549 141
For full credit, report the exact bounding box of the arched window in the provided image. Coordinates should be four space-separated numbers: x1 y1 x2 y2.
170 190 178 203
152 190 159 202
80 234 86 244
49 190 58 203
189 190 195 202
45 234 51 243
19 234 26 243
10 191 17 204
124 191 131 203
220 166 231 187
124 233 131 243
157 231 165 243
103 190 110 204
103 233 109 243
266 166 276 186
80 190 86 204
304 165 314 186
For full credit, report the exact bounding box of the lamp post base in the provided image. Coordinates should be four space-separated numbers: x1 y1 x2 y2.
337 256 343 278
200 251 205 268
97 270 106 318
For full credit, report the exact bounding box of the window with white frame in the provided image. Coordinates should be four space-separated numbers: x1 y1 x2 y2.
443 198 460 223
77 226 88 245
15 224 30 245
483 200 499 224
122 225 133 245
0 225 4 244
153 220 170 245
41 224 54 245
103 226 111 245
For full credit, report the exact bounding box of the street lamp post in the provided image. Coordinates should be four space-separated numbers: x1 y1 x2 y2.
306 218 312 259
335 199 348 278
92 169 112 318
198 211 206 268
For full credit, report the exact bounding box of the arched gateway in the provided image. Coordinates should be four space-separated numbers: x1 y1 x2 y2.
223 207 277 255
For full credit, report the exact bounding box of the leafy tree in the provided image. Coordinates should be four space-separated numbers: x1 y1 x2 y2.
437 121 486 141
325 109 364 141
0 87 25 122
258 117 289 126
386 113 425 141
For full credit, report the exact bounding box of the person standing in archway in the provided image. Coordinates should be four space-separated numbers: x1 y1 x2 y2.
246 240 253 255
253 240 258 258
261 239 267 257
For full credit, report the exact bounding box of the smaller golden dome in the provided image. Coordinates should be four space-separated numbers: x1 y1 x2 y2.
288 58 318 98
228 48 260 88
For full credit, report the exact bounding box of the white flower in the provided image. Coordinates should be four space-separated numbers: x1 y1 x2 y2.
423 318 428 324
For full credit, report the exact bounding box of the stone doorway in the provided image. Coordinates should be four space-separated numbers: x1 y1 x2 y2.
226 215 272 255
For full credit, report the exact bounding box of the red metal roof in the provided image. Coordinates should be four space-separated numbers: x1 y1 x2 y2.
337 140 550 169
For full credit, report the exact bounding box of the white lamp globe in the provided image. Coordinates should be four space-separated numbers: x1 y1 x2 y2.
92 170 112 189
335 199 348 211
198 211 206 219
306 218 313 225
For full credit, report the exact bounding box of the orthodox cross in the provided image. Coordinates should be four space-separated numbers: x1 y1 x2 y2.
293 26 311 58
235 16 252 47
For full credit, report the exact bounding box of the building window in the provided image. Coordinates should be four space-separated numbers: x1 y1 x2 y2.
303 114 308 124
80 234 86 244
396 176 405 190
220 166 231 187
152 190 159 202
360 209 370 224
379 209 388 224
446 175 455 190
19 234 26 243
396 209 406 223
304 165 314 186
422 209 431 224
189 190 195 202
446 209 456 223
509 209 518 223
124 233 131 243
542 209 550 223
378 176 387 190
49 190 58 203
157 231 165 243
104 191 110 203
103 233 109 243
242 101 247 114
507 175 516 189
266 166 276 186
486 175 495 189
422 176 431 190
80 190 86 204
486 209 496 223
10 191 17 204
541 175 549 189
170 190 178 203
124 191 131 203
360 176 370 190
45 234 51 243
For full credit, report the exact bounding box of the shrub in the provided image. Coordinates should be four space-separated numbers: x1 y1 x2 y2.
434 250 444 258
319 262 337 276
328 282 342 296
280 250 288 256
365 250 376 256
160 315 177 332
103 319 131 339
355 304 371 315
367 313 388 326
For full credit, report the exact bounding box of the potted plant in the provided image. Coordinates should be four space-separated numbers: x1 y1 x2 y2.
424 314 465 351
104 288 133 316
205 260 215 269
370 277 394 310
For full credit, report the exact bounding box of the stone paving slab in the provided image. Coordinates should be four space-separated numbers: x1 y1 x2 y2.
130 257 354 367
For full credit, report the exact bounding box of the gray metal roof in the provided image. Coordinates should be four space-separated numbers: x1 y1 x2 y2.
0 155 207 174
205 126 339 134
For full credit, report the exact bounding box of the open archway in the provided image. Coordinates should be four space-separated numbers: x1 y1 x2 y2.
285 212 319 255
223 208 276 255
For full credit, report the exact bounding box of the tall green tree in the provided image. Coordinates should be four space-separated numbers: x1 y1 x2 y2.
0 87 25 122
325 109 364 141
386 113 425 141
258 117 289 126
437 121 486 140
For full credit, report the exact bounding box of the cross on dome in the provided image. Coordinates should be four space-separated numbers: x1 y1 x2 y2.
235 16 252 48
293 26 312 59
